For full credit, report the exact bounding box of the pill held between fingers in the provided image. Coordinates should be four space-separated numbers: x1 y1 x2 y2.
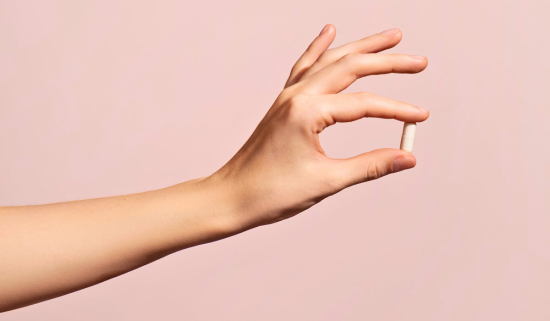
400 122 416 153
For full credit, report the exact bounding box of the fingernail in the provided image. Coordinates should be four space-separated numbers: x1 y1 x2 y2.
415 106 429 113
410 55 425 60
379 28 398 35
392 156 415 173
319 25 329 36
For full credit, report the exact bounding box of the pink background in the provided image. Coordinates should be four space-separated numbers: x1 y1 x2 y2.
1 0 549 320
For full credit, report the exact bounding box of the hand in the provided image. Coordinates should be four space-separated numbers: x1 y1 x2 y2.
205 25 430 231
0 25 429 312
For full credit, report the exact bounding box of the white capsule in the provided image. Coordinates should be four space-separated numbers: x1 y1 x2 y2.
400 122 417 152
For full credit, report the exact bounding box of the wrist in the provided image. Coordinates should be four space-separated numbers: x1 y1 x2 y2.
163 175 244 249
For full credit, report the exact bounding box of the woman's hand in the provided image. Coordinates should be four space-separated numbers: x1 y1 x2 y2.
0 25 429 312
205 25 430 231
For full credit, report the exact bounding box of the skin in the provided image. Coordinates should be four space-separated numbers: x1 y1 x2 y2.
0 25 429 312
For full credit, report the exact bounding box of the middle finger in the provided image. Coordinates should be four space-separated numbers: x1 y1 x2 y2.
298 53 428 94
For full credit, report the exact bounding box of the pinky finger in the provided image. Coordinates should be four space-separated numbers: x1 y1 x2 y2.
285 24 336 88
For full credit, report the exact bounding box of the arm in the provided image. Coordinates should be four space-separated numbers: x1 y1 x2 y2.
0 25 429 312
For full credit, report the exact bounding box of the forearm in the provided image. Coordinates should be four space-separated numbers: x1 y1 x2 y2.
0 176 238 312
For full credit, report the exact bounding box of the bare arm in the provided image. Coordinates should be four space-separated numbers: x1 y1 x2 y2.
0 178 233 311
0 25 429 312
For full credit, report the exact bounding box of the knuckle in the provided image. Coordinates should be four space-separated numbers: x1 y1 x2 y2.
287 94 307 109
291 62 309 73
352 92 375 111
284 95 309 122
316 103 334 127
355 91 374 102
277 88 295 103
339 52 360 64
365 161 387 181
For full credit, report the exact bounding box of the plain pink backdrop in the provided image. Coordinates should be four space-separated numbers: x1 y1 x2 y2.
1 0 549 320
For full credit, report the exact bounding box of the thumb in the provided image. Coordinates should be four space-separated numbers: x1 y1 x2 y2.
331 148 416 188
